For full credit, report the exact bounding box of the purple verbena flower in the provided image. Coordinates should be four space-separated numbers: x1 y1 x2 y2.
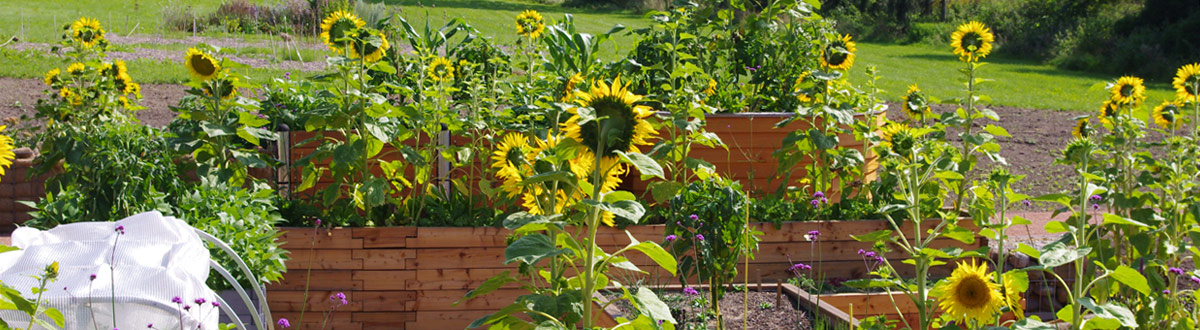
115 225 125 234
1091 204 1100 211
789 263 812 271
683 287 699 295
1022 200 1032 207
696 234 705 241
194 298 206 305
665 234 677 243
183 304 191 311
1090 195 1102 202
277 318 291 328
810 199 820 208
147 324 153 329
212 301 220 307
1169 267 1185 275
1164 289 1171 295
315 218 323 227
689 214 699 221
820 197 828 205
808 230 821 237
857 249 866 255
813 191 825 199
90 273 96 281
1190 276 1200 285
171 296 183 304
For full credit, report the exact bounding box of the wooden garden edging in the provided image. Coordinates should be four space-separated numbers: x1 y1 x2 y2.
267 219 984 329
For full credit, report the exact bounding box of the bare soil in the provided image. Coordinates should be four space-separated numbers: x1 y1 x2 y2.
607 289 814 329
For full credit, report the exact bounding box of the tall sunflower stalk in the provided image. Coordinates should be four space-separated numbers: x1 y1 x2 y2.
948 21 995 215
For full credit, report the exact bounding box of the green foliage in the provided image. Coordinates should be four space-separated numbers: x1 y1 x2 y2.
174 181 289 290
0 261 65 330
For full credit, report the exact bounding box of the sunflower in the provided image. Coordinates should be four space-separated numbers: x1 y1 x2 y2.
491 133 534 197
426 57 455 82
1002 272 1026 320
1152 100 1182 130
561 73 585 102
515 10 545 39
59 88 83 106
66 62 86 75
0 126 13 180
118 96 131 108
44 69 61 86
703 78 717 96
563 77 658 159
878 122 915 158
1098 100 1118 126
203 77 239 100
1109 76 1145 106
184 48 220 81
1174 63 1200 102
101 60 128 78
793 72 813 103
520 134 590 218
902 84 931 119
521 186 579 218
70 17 106 49
347 29 390 63
320 10 366 53
950 21 994 62
114 73 137 95
1072 118 1092 139
933 260 1004 325
819 34 856 71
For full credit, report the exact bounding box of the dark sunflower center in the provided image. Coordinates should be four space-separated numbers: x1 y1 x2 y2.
961 33 983 53
191 55 216 76
505 147 526 166
80 30 97 42
825 43 849 66
1119 84 1134 97
434 64 450 77
955 277 990 308
1162 111 1175 122
581 96 637 156
330 20 356 44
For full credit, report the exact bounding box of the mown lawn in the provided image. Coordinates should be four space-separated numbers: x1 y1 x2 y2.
848 42 1178 115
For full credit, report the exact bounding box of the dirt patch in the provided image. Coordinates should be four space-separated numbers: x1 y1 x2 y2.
607 289 814 329
0 77 186 129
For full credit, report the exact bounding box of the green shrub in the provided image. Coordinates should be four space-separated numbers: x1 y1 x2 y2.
175 181 289 290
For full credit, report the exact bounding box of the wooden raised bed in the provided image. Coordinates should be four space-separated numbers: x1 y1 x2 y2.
804 286 1023 329
267 219 983 329
626 112 884 201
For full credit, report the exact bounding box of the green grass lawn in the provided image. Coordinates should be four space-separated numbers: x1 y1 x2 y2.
848 42 1178 114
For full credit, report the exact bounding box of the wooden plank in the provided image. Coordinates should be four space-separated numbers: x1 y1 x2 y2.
416 288 525 311
266 290 363 313
411 268 519 290
353 270 418 290
354 249 417 270
271 270 362 291
353 311 417 330
286 249 362 270
354 227 417 248
406 227 508 248
410 247 506 269
356 290 418 312
278 227 362 250
416 310 494 330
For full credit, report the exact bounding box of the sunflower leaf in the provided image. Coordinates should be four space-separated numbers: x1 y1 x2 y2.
1110 265 1150 296
616 151 664 179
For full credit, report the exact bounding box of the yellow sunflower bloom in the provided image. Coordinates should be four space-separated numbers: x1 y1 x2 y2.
101 59 129 78
66 62 86 75
819 34 857 71
203 77 239 100
704 78 717 96
950 21 995 62
1109 76 1145 106
118 96 131 108
561 73 585 102
491 133 534 197
320 10 366 54
114 73 137 95
878 122 915 158
1152 100 1182 130
933 260 1004 325
902 84 931 119
1173 63 1200 103
70 17 106 49
0 126 13 180
564 77 658 159
184 48 220 81
347 29 390 63
1098 100 1118 126
1072 118 1092 139
1002 272 1026 320
427 57 456 82
793 72 813 103
44 69 61 86
515 10 546 39
59 88 83 106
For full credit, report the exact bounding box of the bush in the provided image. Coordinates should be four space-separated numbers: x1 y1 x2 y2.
174 181 289 290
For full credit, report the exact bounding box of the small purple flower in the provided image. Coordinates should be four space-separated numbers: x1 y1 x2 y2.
1163 289 1171 295
676 221 682 226
789 263 812 271
813 191 825 199
1022 200 1033 207
1090 195 1102 202
284 72 292 79
689 214 699 221
1091 204 1100 211
683 287 700 295
171 296 182 304
808 230 821 238
194 298 206 305
698 222 703 228
1169 267 1185 275
331 292 348 305
820 197 828 205
147 324 153 329
315 218 323 227
183 304 191 311
810 199 820 208
665 234 677 243
115 225 125 234
857 249 866 255
696 234 705 241
212 301 220 307
1190 276 1200 285
90 273 96 281
277 318 291 328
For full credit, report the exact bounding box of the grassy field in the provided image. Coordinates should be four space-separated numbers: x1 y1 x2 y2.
848 42 1178 114
0 0 1182 115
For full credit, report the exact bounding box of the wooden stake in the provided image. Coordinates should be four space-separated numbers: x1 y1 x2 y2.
775 279 782 306
756 270 762 292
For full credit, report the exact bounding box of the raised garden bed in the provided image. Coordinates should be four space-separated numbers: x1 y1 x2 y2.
268 219 982 329
599 283 825 329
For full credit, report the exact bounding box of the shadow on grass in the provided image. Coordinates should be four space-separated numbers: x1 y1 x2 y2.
376 0 643 19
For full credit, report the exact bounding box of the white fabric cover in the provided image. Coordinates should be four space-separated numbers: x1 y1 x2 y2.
0 211 219 329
